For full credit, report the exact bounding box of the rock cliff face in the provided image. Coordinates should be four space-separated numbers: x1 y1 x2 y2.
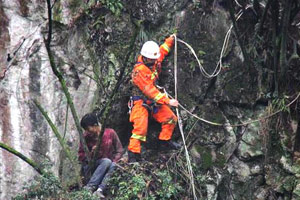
0 1 97 199
1 0 300 199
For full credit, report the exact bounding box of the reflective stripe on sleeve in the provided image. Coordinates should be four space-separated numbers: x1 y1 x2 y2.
161 43 170 52
162 118 177 125
151 70 158 80
154 92 165 102
131 134 146 142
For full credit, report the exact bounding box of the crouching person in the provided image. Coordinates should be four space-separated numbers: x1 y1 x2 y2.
78 113 123 198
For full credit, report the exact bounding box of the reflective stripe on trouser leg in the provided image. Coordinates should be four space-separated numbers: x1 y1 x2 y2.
159 118 177 140
152 105 178 141
128 103 148 153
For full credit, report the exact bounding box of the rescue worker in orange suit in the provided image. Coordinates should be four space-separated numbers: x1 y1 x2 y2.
128 34 181 162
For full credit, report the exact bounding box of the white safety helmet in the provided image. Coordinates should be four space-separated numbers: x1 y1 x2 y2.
140 41 160 59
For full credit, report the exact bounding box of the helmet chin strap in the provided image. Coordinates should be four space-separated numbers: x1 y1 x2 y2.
142 56 156 68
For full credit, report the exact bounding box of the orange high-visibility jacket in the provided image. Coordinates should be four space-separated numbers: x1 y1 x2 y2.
131 36 174 104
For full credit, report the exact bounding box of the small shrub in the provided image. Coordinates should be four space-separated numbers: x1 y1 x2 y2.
101 0 123 16
272 96 290 113
13 169 98 200
13 172 62 200
108 162 183 200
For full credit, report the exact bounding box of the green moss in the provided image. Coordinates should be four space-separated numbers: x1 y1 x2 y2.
281 176 296 192
293 181 300 198
101 0 123 16
177 93 195 109
194 144 226 169
215 152 226 168
53 1 63 22
292 164 300 175
67 0 86 15
194 145 213 170
202 152 213 170
206 110 225 124
91 15 105 29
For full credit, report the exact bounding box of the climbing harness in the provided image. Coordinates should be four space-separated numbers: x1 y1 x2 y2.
127 97 134 114
128 96 160 114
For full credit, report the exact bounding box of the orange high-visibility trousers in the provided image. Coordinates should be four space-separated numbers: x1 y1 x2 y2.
128 100 177 153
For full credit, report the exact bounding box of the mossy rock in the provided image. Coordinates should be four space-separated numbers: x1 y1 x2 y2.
192 144 225 169
292 181 300 199
281 176 297 192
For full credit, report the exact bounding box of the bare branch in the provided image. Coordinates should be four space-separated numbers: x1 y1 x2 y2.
227 0 250 67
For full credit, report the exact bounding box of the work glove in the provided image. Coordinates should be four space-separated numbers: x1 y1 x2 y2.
169 99 179 107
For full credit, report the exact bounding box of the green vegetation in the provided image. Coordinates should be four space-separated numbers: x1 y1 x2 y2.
14 172 61 200
108 163 183 199
13 171 98 200
13 161 185 199
67 0 83 14
271 95 290 113
53 1 63 22
194 145 213 170
101 0 123 16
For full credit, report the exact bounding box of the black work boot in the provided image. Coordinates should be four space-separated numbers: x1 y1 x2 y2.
128 151 142 163
158 140 181 151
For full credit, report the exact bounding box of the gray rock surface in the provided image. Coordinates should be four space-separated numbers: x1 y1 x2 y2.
0 0 299 199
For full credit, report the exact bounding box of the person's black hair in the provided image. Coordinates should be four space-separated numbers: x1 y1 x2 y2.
80 113 99 130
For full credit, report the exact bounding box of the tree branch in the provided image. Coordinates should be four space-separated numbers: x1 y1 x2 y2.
258 0 274 35
0 142 45 175
279 0 293 91
34 99 82 186
271 0 279 95
45 0 90 162
91 19 140 166
33 100 76 165
227 0 250 67
46 0 52 47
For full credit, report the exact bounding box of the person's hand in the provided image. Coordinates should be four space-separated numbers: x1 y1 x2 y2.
169 99 179 107
90 145 97 157
92 145 97 152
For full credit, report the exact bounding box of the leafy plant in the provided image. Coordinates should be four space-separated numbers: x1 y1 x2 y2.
60 190 99 200
110 173 146 200
108 162 184 199
272 95 290 113
14 170 99 200
193 1 201 9
155 171 183 199
101 0 123 16
13 172 62 200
